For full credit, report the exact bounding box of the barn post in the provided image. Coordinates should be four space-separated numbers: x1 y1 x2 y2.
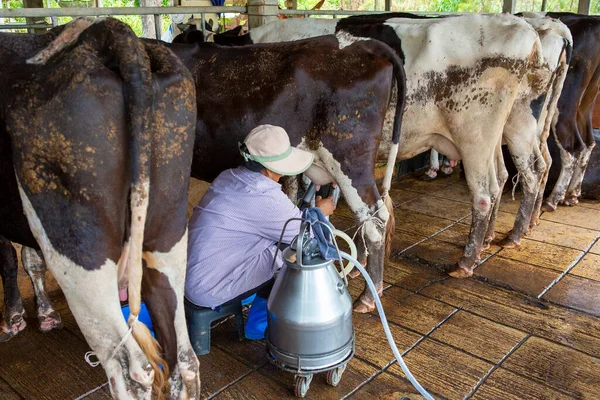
247 0 278 29
23 0 46 34
502 0 515 13
385 0 391 11
577 0 591 15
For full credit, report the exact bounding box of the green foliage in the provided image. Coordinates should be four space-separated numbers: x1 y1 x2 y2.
279 0 596 12
3 0 599 35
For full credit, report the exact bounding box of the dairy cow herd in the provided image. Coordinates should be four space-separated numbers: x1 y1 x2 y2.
0 10 598 400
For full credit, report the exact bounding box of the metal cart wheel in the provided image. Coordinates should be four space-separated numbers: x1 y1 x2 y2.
294 375 312 398
326 364 346 387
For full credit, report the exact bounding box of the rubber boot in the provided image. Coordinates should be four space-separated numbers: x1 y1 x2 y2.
244 296 268 340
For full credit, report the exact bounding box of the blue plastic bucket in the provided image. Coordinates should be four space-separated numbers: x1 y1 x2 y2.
121 302 155 338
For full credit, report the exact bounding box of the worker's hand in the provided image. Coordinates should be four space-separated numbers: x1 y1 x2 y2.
316 184 337 216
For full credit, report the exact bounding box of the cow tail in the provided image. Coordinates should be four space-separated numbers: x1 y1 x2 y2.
107 19 170 399
362 40 406 259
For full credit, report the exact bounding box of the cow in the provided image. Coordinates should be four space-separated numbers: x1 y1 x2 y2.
528 12 600 211
207 15 558 276
1 18 200 399
338 13 572 248
162 36 406 313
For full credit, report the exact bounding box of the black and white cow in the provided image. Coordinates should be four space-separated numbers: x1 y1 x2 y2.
206 15 553 278
1 19 200 399
164 35 407 312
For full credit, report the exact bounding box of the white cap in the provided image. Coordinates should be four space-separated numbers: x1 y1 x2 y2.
240 125 314 176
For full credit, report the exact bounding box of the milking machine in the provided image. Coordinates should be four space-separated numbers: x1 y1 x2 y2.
265 183 434 399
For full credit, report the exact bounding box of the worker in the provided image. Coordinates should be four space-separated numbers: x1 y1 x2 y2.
185 124 336 339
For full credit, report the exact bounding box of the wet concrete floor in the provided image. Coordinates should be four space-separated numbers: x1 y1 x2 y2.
0 171 598 399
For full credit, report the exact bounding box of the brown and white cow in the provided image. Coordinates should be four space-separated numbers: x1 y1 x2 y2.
1 19 200 399
164 36 407 313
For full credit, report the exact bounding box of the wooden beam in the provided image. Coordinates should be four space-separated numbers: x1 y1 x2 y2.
385 0 391 11
578 0 591 15
502 0 515 14
23 0 45 34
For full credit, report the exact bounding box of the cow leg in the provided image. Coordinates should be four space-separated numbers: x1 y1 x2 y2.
351 198 388 314
483 146 508 249
543 137 576 211
142 234 200 400
440 156 455 175
332 177 388 313
531 142 552 229
0 237 26 343
499 123 545 248
21 246 63 332
347 240 367 279
500 152 544 248
449 151 500 278
423 149 439 180
564 142 596 206
18 187 155 399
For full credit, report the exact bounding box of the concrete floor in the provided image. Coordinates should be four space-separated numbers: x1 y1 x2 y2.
0 171 599 399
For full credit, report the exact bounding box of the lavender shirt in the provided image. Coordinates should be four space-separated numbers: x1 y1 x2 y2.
185 167 302 308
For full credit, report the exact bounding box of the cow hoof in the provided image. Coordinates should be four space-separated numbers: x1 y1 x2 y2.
561 196 579 206
498 236 520 249
440 165 454 175
107 352 155 400
173 353 201 400
421 170 438 180
353 296 376 313
38 310 63 333
541 202 556 212
0 312 27 343
347 268 361 279
448 265 473 279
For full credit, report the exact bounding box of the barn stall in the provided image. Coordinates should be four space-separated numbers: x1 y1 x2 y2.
0 3 599 400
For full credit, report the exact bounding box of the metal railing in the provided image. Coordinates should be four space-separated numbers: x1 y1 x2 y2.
0 6 246 38
0 7 452 36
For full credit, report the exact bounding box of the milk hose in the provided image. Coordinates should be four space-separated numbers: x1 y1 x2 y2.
339 250 435 400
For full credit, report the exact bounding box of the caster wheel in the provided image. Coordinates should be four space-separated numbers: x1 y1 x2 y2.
294 375 312 398
326 365 346 387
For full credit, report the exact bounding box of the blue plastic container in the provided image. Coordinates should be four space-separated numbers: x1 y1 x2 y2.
121 302 155 337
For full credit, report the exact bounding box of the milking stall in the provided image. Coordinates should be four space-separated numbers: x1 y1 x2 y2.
0 0 599 399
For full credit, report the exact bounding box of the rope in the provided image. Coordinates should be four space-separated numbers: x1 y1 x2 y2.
84 314 140 368
351 193 389 258
511 154 542 201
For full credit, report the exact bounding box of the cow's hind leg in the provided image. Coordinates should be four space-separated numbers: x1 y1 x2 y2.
500 146 545 248
337 180 389 313
543 135 576 211
142 235 200 400
483 145 508 249
423 149 440 180
564 142 596 206
449 149 500 278
0 237 26 342
440 156 455 175
531 141 552 229
21 246 62 332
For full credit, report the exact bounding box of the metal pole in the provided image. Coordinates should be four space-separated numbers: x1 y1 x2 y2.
154 13 161 39
201 12 205 38
502 0 515 14
577 0 591 15
0 6 248 18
